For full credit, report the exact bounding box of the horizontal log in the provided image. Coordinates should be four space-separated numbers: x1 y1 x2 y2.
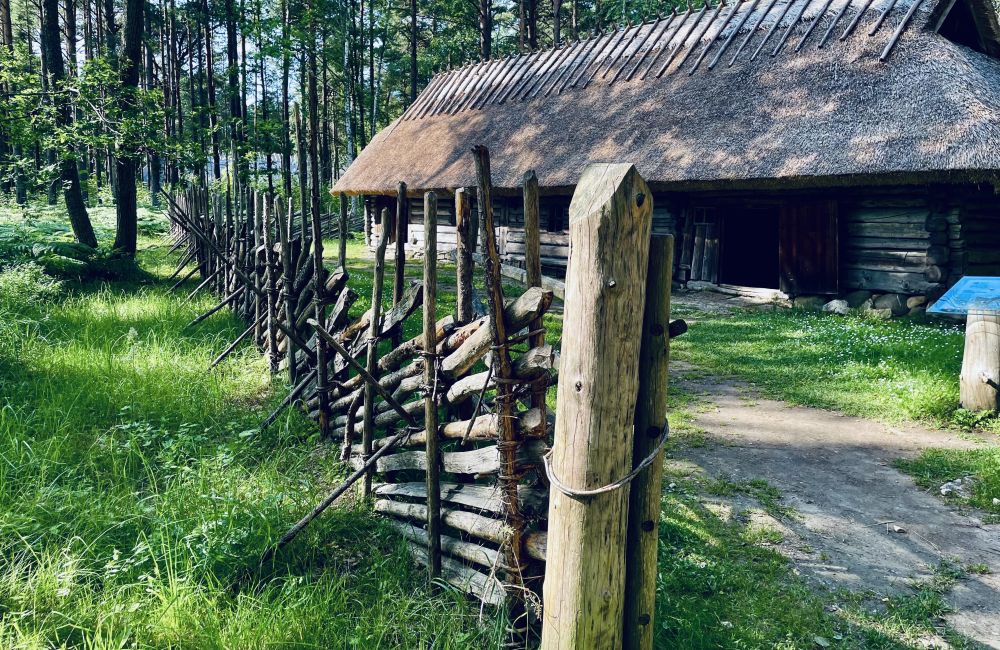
441 287 553 379
505 242 570 259
353 407 553 454
375 481 547 515
845 233 946 249
844 269 940 294
376 499 510 546
402 540 506 606
844 209 929 224
849 223 932 239
387 519 499 570
504 230 570 246
445 345 556 405
351 439 548 475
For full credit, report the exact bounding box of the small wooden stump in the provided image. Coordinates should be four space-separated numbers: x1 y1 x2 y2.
961 311 1000 412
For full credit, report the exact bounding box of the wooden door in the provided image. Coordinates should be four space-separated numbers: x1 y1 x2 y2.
779 200 839 295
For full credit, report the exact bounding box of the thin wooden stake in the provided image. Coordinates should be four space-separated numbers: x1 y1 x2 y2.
472 145 526 626
523 170 548 428
423 191 441 582
362 208 391 499
392 182 409 348
455 188 475 324
277 197 297 384
623 235 673 650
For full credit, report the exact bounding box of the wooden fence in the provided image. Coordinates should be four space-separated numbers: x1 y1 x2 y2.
165 153 681 649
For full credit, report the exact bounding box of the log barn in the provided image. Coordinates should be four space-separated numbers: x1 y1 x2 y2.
333 0 1000 304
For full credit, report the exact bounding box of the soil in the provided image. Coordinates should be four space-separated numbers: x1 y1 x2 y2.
671 369 1000 647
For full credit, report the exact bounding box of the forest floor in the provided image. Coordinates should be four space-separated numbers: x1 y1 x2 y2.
2 204 999 648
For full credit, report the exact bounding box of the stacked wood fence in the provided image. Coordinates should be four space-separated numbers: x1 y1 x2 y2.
164 153 681 648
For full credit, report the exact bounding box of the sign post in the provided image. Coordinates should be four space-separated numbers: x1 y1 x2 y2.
928 277 1000 412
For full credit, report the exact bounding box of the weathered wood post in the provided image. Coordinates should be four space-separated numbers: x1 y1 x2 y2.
523 170 547 432
338 193 348 269
362 208 391 499
392 182 409 348
961 311 1000 412
472 145 528 628
276 196 298 384
423 191 442 581
310 189 330 439
454 187 474 324
541 163 652 650
623 234 673 650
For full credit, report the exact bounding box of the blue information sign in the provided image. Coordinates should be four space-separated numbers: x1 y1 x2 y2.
928 276 1000 315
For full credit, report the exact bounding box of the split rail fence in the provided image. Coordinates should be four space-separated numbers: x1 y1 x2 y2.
164 151 683 649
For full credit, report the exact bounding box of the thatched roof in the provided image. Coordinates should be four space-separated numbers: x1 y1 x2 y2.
334 0 1000 196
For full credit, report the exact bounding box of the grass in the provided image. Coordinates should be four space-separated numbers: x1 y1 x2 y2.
671 306 1000 514
0 201 992 647
0 207 507 648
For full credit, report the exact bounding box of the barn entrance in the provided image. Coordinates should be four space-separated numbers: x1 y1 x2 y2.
679 198 839 296
720 208 780 290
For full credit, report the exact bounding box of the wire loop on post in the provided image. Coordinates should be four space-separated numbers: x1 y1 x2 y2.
543 421 670 500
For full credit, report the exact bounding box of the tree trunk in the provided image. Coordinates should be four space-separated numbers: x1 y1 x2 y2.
552 0 561 46
409 0 416 104
146 5 160 205
42 0 97 247
479 0 491 59
203 0 220 180
280 0 291 196
113 0 143 255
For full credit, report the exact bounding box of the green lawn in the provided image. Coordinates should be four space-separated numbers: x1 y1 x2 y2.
0 203 992 647
671 305 1000 514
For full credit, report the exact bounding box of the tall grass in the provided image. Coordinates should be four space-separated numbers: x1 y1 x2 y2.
0 240 505 649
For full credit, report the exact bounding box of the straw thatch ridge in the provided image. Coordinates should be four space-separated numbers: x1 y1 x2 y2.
334 1 1000 196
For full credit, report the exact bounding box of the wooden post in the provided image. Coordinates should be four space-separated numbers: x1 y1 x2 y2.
423 191 442 581
362 208 391 499
338 192 348 269
523 170 542 290
961 311 1000 412
455 187 474 324
523 169 547 434
262 194 280 373
623 234 673 650
310 188 330 439
276 196 298 384
472 145 527 622
393 181 409 347
541 163 652 650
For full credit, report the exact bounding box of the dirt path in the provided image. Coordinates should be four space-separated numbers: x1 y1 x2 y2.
672 370 1000 647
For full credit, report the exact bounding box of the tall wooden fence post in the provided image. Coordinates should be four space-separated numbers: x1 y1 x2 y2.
541 163 652 650
362 208 391 499
423 191 442 581
454 187 474 324
393 181 409 347
623 234 673 650
961 311 1000 412
523 170 547 428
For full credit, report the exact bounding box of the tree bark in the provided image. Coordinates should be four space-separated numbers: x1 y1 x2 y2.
112 0 143 255
42 0 97 247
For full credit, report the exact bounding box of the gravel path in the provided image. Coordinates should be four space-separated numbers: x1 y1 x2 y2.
673 370 1000 647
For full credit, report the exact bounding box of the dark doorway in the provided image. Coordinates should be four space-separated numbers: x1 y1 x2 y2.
779 200 839 296
720 208 780 289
